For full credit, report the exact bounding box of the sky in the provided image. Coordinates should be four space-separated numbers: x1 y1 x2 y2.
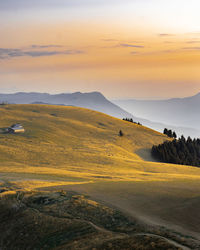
0 0 200 99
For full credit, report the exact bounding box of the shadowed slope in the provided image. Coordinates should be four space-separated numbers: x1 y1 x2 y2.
1 191 192 250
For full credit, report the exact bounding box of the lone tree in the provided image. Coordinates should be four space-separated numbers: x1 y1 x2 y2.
163 128 168 135
168 129 173 138
119 130 124 137
173 131 177 139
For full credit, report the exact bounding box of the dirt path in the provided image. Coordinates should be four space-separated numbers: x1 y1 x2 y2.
54 181 200 241
134 233 190 250
87 220 191 250
88 221 191 250
39 180 200 249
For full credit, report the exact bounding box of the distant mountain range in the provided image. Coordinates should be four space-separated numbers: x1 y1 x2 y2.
114 92 200 131
0 92 134 119
0 91 199 138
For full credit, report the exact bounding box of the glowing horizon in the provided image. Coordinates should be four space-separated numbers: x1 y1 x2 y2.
0 0 200 99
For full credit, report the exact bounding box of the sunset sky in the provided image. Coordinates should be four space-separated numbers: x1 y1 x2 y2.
0 0 200 99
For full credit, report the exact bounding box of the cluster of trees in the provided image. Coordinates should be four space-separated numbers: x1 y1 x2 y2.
123 118 142 126
163 128 177 139
120 118 143 138
152 136 200 167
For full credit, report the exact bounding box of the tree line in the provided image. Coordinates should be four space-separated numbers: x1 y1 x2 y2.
163 128 177 139
123 118 142 126
152 135 200 167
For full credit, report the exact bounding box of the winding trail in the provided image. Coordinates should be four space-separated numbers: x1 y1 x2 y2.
88 221 191 250
134 233 190 250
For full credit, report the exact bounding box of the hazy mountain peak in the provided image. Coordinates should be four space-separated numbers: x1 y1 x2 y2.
192 92 200 98
1 91 199 138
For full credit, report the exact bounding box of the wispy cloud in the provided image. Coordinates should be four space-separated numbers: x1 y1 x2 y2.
31 44 63 49
130 51 140 55
163 41 174 44
25 50 83 57
0 47 83 59
119 43 144 48
101 39 118 42
130 49 180 57
101 42 145 49
182 47 200 50
158 33 175 37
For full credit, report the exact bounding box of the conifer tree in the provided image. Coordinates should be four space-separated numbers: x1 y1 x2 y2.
173 131 177 139
119 130 124 137
151 135 200 167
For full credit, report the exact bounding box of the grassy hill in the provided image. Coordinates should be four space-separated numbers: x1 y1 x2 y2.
1 104 200 248
0 104 169 185
1 104 200 185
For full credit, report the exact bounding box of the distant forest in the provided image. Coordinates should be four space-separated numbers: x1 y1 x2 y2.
152 134 200 167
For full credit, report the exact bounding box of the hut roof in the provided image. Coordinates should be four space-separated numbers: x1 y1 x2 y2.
11 124 23 129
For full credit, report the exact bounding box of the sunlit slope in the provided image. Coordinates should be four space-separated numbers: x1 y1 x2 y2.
0 104 200 189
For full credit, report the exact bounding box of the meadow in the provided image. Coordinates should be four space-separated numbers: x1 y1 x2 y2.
1 104 200 247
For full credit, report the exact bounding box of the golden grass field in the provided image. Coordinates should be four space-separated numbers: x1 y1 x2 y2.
1 104 200 241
